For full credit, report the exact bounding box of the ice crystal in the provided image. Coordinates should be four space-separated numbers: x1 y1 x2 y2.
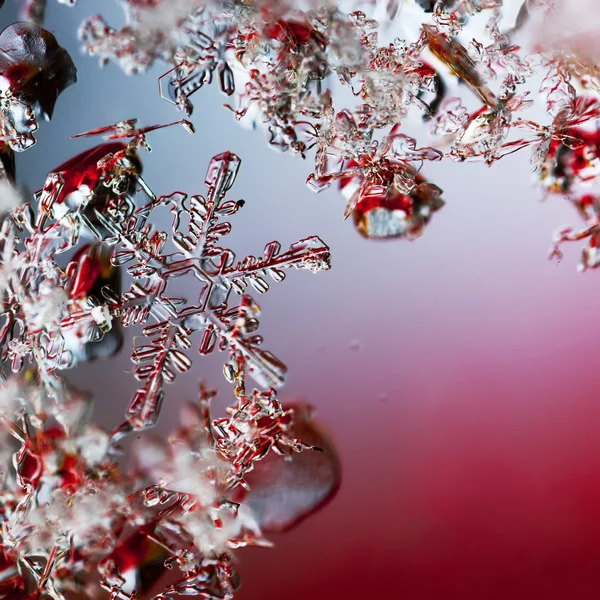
0 27 335 589
0 115 334 596
0 119 330 433
0 373 339 599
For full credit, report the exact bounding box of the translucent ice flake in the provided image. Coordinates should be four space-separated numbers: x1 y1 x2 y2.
23 127 329 431
548 194 600 272
311 122 443 220
0 184 126 392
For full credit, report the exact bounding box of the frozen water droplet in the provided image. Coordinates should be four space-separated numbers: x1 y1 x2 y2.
241 403 340 532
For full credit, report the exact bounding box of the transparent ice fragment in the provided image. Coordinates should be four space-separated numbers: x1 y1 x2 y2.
239 403 340 532
0 23 76 150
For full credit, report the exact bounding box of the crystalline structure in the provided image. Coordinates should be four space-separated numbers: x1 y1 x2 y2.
66 0 600 266
548 194 600 272
533 94 600 270
0 108 335 596
11 0 600 593
0 119 330 435
310 120 443 220
0 373 339 599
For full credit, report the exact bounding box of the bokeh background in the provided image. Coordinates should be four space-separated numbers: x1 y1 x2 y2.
5 1 600 598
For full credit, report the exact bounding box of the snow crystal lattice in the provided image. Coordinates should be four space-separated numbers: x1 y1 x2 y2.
34 137 330 432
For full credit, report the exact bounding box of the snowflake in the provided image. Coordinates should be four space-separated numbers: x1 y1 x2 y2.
0 120 329 434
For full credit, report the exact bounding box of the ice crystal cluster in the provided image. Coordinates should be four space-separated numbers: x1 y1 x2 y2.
51 0 600 256
0 13 337 598
2 0 600 597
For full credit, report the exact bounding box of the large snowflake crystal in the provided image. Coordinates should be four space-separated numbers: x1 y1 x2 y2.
5 122 329 433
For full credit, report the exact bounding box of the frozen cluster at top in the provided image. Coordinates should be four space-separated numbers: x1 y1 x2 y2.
7 1 600 254
11 0 580 258
57 0 600 257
